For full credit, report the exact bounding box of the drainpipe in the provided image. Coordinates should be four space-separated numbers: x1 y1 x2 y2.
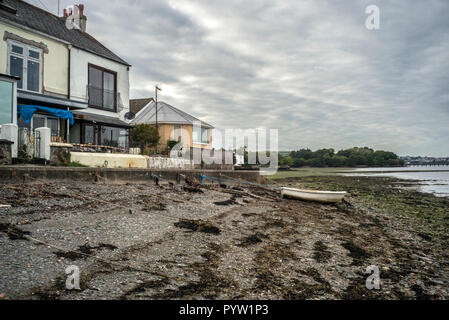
67 44 72 142
68 44 71 100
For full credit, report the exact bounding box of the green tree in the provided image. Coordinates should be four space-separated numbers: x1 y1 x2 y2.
285 146 402 168
279 155 293 166
131 124 160 152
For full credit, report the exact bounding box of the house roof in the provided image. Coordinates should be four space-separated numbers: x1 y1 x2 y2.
0 0 130 66
132 100 214 129
130 98 154 115
72 110 131 128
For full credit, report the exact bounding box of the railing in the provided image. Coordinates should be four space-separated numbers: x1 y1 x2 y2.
86 85 123 112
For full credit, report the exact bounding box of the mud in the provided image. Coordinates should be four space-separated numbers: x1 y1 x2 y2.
53 243 118 261
0 176 448 300
0 222 31 240
174 219 221 235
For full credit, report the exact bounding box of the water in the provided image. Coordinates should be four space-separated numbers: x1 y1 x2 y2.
342 165 449 198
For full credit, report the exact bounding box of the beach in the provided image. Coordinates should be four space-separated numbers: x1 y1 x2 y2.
0 172 448 300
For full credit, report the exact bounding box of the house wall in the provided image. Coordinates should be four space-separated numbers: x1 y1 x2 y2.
0 21 69 97
156 124 212 150
69 46 130 119
157 124 172 149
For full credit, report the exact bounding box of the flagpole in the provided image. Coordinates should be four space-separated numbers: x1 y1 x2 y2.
155 85 161 154
155 85 158 130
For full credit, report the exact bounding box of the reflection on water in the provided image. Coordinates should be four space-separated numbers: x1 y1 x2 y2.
343 166 449 197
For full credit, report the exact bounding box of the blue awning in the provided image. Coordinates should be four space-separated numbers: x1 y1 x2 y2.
18 105 74 125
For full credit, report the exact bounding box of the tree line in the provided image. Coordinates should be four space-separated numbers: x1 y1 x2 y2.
279 147 404 167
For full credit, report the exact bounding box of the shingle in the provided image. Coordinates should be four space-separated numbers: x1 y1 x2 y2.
0 0 130 66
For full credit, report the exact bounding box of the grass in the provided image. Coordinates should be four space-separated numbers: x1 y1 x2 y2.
67 161 88 168
268 167 354 180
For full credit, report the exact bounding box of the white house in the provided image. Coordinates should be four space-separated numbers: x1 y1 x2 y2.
0 0 131 149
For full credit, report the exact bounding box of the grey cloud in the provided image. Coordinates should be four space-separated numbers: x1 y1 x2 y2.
35 0 449 156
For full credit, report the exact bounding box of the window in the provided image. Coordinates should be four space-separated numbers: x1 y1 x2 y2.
7 41 42 93
193 127 210 144
31 115 60 137
100 126 128 148
172 124 182 142
88 64 117 111
0 80 14 125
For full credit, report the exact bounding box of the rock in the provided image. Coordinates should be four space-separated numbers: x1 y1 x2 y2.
431 279 445 285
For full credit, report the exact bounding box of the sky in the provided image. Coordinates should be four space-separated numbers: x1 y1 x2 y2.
28 0 449 156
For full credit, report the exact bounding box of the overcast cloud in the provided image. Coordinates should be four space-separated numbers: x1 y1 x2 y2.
31 0 449 156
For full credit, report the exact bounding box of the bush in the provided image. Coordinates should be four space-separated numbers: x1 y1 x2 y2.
130 124 160 152
167 139 180 151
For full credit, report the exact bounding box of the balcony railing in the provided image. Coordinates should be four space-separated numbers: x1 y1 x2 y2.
87 85 123 112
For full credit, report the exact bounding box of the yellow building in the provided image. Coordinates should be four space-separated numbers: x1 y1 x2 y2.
130 99 214 151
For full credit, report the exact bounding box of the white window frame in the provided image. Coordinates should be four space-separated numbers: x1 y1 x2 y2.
7 40 43 93
0 76 17 125
171 124 183 142
193 127 210 145
31 114 60 135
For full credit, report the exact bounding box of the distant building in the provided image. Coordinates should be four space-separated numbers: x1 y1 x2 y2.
130 99 214 151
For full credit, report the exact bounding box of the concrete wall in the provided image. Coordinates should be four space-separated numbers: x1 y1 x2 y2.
0 21 69 96
69 46 130 118
71 152 147 169
147 156 193 169
70 152 193 169
0 166 266 185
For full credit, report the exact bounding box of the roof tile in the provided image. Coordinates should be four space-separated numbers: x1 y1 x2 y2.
0 0 130 66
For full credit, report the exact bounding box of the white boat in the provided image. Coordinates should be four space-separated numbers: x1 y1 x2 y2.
281 187 347 203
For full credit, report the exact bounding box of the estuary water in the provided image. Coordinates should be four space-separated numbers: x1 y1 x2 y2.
342 165 449 198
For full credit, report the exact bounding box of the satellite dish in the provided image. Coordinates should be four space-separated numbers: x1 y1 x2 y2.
124 112 136 120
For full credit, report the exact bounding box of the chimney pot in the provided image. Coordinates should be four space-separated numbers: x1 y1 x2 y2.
78 4 84 16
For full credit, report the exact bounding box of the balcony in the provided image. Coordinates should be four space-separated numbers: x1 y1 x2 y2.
87 85 123 112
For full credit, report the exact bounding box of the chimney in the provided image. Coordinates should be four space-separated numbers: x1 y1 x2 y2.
78 4 87 33
62 4 87 32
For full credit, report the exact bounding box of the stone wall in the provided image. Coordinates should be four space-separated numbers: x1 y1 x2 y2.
50 143 73 166
0 140 13 165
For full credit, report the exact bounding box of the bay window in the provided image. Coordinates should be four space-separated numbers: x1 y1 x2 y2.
7 41 42 93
